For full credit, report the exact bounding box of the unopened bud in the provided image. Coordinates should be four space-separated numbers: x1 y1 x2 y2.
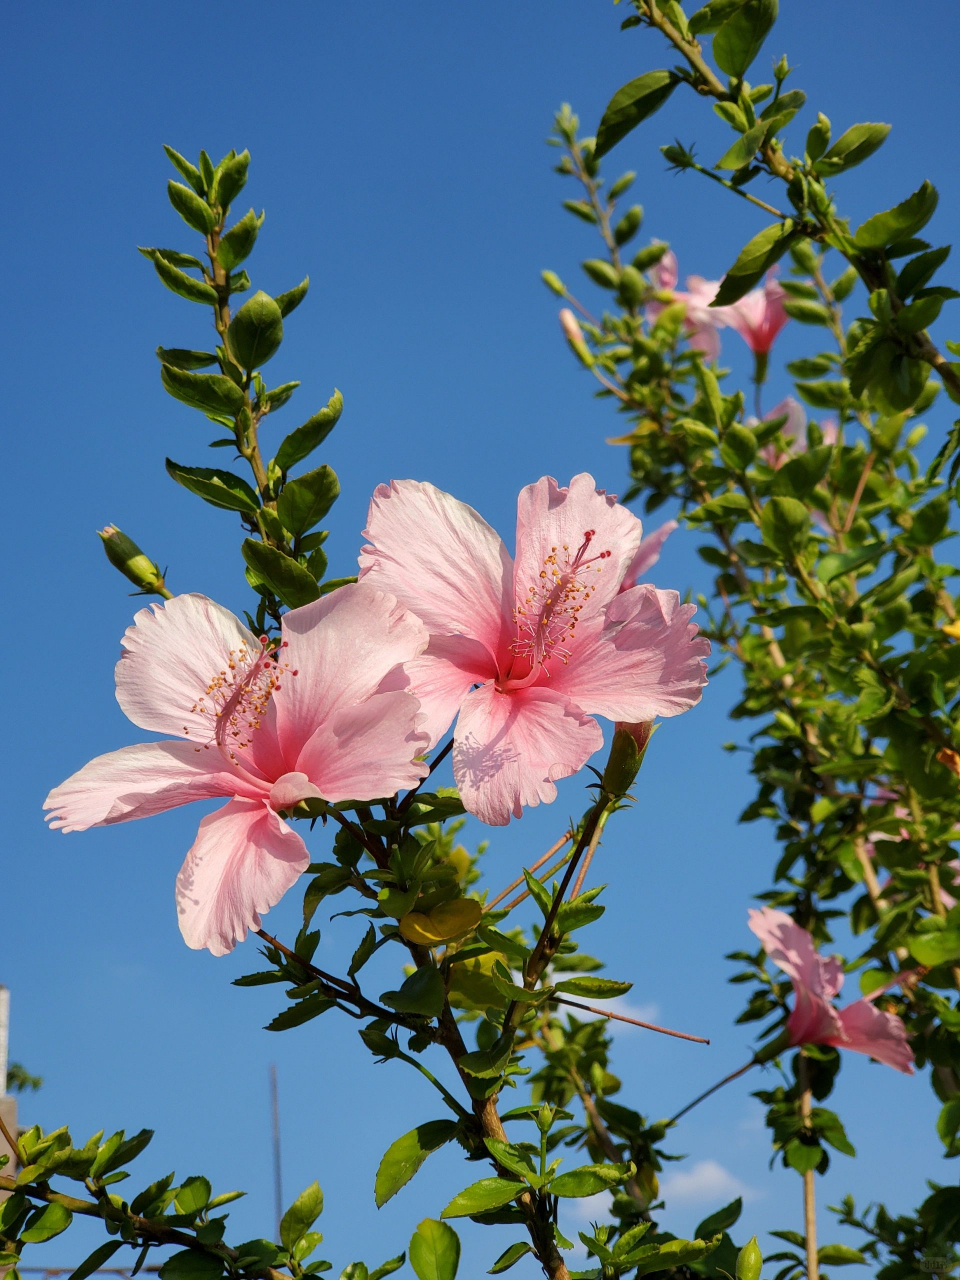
736 1237 763 1280
558 308 594 367
542 270 566 297
99 525 169 596
603 723 654 796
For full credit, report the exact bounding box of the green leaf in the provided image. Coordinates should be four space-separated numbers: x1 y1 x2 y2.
265 993 335 1030
817 1246 867 1265
21 1202 72 1242
817 542 886 582
277 464 340 535
349 924 378 977
161 364 245 416
522 869 554 917
99 1127 154 1174
815 123 890 177
696 1197 743 1239
409 1219 460 1280
168 181 215 234
242 540 321 608
594 70 679 158
156 346 218 371
280 1182 324 1251
217 209 264 271
144 249 218 305
634 1237 721 1276
487 1243 532 1275
689 0 744 35
277 277 310 317
229 291 284 370
907 929 960 967
375 1121 459 1208
760 496 810 555
441 1177 523 1219
554 900 605 933
855 181 939 251
785 1140 823 1174
380 966 445 1017
550 1162 634 1197
553 977 632 999
69 1241 124 1280
712 0 778 78
263 381 301 412
712 222 797 306
159 1252 224 1280
163 145 204 194
783 299 832 325
212 150 249 209
165 459 259 514
174 1175 211 1214
370 1255 406 1280
716 122 767 171
897 245 950 299
937 1098 960 1157
720 424 758 470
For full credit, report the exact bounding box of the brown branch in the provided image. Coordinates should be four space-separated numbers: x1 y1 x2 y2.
551 996 709 1044
485 831 573 911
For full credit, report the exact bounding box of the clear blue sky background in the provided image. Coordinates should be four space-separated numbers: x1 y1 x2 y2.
5 2 959 1275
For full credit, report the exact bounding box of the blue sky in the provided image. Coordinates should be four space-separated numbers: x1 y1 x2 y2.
4 1 960 1275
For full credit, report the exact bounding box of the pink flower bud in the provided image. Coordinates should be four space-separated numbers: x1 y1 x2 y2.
559 308 584 345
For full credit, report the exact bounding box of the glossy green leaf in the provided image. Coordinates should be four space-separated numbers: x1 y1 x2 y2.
907 928 960 967
760 496 810 555
165 459 259 513
217 209 264 271
277 276 310 317
174 1175 211 1214
817 1245 867 1265
168 181 215 233
277 464 340 535
159 1251 224 1280
380 966 445 1017
634 1237 721 1276
814 123 890 176
855 181 939 250
712 222 796 306
375 1121 459 1208
265 993 335 1030
550 1162 634 1197
553 977 632 999
280 1182 324 1251
369 1255 406 1280
688 0 743 34
229 290 284 370
156 346 218 370
897 245 950 299
712 0 777 78
211 149 249 209
21 1202 72 1242
441 1177 523 1219
696 1198 743 1239
68 1241 124 1280
242 539 321 608
487 1243 533 1274
716 122 767 171
163 145 204 194
161 364 245 415
409 1219 460 1280
143 249 218 304
594 70 679 158
274 392 344 471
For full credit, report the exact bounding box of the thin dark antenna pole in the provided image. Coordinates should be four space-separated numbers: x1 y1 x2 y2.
269 1063 282 1238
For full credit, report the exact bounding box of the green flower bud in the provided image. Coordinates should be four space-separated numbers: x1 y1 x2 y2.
603 723 654 796
736 1236 763 1280
99 525 169 596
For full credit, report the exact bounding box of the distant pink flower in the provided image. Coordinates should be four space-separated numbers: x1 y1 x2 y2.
648 250 725 360
748 907 914 1074
723 273 789 355
753 397 808 468
359 474 710 825
619 520 678 593
559 308 585 345
45 588 428 955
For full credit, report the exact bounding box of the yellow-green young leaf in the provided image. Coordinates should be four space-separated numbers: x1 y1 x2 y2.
174 1175 211 1215
274 391 344 472
375 1121 459 1208
409 1219 460 1280
805 113 831 161
276 276 310 317
736 1236 762 1280
817 1245 867 1266
163 145 204 194
211 149 249 209
145 250 218 305
716 121 766 171
855 181 938 250
280 1181 324 1251
167 180 215 234
634 1237 721 1277
595 70 679 159
380 967 445 1017
441 1177 523 1219
937 1098 960 1156
814 123 890 177
488 1242 532 1274
277 465 340 535
712 0 777 78
689 0 743 35
229 291 284 370
907 928 960 967
553 977 633 999
161 364 245 416
370 1254 406 1280
20 1202 72 1243
165 459 259 514
399 899 482 945
550 1162 634 1197
216 209 264 271
242 540 321 608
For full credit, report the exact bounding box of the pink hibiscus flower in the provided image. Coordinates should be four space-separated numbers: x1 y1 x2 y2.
723 273 789 356
619 519 678 593
44 587 428 955
648 250 726 360
748 907 914 1074
358 474 709 825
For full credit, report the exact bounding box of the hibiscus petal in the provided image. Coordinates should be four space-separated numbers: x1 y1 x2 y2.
382 633 498 746
748 907 845 1001
275 582 428 763
620 521 678 593
296 689 429 802
175 797 309 956
43 740 264 832
787 984 845 1047
115 594 259 740
452 683 603 826
513 474 643 629
550 585 709 722
359 479 513 656
832 998 915 1074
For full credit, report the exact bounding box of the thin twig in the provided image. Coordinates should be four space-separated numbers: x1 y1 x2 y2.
485 831 573 911
550 995 709 1044
668 1058 757 1123
497 848 577 915
0 1109 19 1156
569 816 606 899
